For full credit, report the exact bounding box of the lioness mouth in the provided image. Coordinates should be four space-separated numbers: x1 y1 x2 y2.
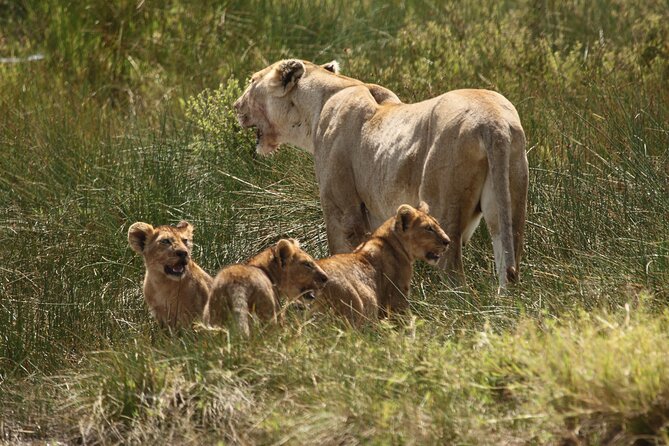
165 262 187 277
255 127 263 144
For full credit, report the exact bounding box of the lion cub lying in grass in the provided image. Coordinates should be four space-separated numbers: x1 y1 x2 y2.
205 238 328 336
312 203 450 326
128 220 212 330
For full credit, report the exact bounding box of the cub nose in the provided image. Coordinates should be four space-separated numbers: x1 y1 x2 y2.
175 249 188 259
316 271 329 284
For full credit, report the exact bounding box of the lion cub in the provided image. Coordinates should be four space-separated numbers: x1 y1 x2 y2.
313 203 450 326
204 239 328 336
128 220 212 330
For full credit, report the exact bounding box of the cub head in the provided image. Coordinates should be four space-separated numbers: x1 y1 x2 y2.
233 59 341 156
272 238 328 300
394 203 450 265
128 220 195 281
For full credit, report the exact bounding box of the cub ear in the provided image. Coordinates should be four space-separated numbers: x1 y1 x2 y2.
275 238 296 268
417 201 430 214
275 59 305 94
176 220 194 236
285 237 301 248
395 205 416 232
128 222 154 254
321 60 340 74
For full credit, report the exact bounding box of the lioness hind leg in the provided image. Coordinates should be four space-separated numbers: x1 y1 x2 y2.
430 185 484 288
480 173 516 288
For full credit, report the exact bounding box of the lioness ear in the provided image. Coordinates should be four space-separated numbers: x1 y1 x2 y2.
128 222 154 254
276 59 305 93
417 201 430 214
275 239 295 267
321 60 340 74
395 205 415 232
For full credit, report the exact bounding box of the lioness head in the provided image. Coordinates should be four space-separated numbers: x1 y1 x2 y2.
128 220 195 281
394 203 450 265
273 238 329 300
233 59 340 155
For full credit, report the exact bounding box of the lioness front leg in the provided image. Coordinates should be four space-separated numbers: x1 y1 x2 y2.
321 199 369 254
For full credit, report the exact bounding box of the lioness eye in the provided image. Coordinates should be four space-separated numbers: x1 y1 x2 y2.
182 238 190 245
160 238 172 245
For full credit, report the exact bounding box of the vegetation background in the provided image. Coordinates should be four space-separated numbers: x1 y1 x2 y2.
1 0 668 444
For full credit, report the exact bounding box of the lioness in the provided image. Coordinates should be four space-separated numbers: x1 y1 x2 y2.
312 203 450 326
204 238 328 336
128 220 212 330
234 59 528 287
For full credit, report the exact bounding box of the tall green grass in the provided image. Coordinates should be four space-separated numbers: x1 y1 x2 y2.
1 0 668 443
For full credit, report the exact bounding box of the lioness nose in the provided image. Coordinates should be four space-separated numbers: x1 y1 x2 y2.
442 235 450 246
233 98 241 111
175 249 188 259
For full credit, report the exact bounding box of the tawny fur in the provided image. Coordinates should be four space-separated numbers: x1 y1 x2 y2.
204 239 328 336
234 59 528 288
128 220 212 330
312 203 450 326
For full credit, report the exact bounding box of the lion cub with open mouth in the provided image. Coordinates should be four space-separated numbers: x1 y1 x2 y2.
313 203 450 326
128 220 212 330
205 239 328 336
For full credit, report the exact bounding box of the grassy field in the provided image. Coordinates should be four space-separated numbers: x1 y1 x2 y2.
1 0 668 444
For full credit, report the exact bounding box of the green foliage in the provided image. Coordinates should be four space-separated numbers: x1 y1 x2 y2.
186 79 247 146
0 0 668 443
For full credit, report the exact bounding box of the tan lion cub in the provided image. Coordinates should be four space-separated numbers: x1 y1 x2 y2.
313 203 450 326
204 238 328 336
128 220 212 330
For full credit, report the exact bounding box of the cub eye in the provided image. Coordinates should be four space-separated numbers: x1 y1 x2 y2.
182 238 190 245
302 261 314 269
160 238 172 245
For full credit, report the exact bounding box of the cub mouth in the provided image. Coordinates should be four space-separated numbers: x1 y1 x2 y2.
300 288 317 301
164 261 187 277
425 251 441 263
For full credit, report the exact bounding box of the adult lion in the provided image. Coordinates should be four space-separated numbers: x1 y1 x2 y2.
233 59 528 287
